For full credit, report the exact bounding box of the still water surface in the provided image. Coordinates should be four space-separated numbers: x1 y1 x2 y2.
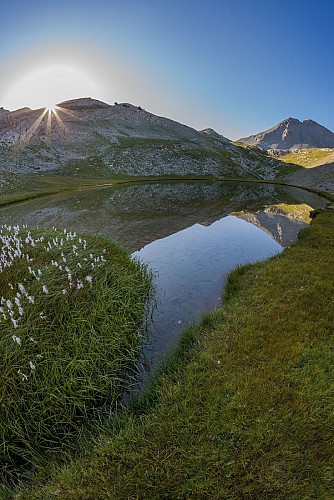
0 181 327 373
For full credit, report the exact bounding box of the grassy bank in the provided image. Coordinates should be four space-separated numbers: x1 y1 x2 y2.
10 209 334 498
0 227 152 485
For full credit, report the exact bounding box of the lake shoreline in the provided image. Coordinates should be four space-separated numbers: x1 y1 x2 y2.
0 174 333 209
9 192 334 497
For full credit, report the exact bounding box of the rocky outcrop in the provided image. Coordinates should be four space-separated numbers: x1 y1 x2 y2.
200 128 230 143
0 107 10 125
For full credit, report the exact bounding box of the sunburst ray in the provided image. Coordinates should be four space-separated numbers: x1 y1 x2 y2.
19 108 48 145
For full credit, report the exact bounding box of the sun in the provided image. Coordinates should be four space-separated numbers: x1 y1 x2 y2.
45 103 58 112
1 63 102 111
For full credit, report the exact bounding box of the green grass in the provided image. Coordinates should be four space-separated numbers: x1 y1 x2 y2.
277 148 334 168
56 158 113 179
9 209 334 498
0 227 152 484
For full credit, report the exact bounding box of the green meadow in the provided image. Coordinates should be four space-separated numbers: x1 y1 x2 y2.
0 227 152 485
278 148 334 168
0 173 333 498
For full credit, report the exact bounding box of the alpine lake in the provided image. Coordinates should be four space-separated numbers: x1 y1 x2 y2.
0 181 327 379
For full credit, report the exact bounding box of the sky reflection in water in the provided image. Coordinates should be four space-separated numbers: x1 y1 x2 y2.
0 181 327 374
134 215 282 370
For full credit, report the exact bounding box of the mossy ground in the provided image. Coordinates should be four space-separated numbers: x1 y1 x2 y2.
9 209 334 499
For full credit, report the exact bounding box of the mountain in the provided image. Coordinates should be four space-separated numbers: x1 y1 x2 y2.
200 128 230 143
0 98 288 180
0 107 11 124
238 118 334 151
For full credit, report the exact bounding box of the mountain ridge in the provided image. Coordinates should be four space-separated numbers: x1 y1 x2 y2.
0 97 287 181
238 117 334 151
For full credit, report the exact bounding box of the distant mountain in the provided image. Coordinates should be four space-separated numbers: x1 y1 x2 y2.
0 98 287 180
238 118 334 151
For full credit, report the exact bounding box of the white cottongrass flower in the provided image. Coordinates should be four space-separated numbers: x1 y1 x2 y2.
11 318 19 328
29 361 36 371
18 369 28 381
0 224 109 376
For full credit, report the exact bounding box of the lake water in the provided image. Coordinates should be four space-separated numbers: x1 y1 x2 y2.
0 181 327 374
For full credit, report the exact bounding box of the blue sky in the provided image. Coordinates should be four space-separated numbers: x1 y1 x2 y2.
1 0 333 139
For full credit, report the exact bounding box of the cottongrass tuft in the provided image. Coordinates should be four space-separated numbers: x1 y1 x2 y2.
0 225 152 482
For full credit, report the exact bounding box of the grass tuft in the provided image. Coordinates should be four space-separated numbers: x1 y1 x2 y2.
0 226 152 482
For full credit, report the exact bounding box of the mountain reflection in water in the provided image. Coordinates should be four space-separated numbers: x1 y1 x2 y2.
0 181 327 375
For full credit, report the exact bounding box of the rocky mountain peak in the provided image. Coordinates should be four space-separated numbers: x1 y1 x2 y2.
200 128 230 143
59 97 111 110
238 117 334 151
283 117 300 124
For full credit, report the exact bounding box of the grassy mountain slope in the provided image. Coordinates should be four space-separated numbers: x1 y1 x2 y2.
278 148 334 168
0 99 296 183
274 148 334 193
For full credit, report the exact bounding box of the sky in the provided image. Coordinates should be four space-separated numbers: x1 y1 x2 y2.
1 0 334 139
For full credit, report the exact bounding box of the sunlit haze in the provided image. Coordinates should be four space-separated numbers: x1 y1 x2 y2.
1 0 334 139
3 64 102 111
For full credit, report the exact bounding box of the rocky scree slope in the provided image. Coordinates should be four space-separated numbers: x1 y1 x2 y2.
286 162 334 193
276 148 334 193
0 98 286 180
238 117 334 151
